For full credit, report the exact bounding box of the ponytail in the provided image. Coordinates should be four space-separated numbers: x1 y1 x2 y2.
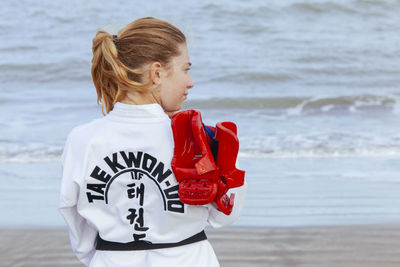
90 17 186 115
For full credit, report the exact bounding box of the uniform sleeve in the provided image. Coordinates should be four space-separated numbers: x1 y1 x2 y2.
58 133 97 266
207 182 247 228
207 158 247 228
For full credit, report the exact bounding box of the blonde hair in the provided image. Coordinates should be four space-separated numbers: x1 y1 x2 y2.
91 17 186 114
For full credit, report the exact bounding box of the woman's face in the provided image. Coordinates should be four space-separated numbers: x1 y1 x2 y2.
155 43 194 114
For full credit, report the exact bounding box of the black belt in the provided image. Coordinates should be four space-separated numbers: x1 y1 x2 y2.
96 230 207 251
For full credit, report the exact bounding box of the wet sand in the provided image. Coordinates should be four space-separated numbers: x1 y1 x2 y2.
1 225 400 267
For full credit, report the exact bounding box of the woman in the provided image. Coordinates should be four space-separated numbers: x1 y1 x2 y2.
59 17 247 267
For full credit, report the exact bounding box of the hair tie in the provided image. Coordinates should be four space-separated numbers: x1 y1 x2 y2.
113 35 118 44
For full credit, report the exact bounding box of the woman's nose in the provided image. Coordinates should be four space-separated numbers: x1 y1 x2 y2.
187 76 194 89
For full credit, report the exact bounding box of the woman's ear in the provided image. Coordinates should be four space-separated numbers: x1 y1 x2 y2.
150 62 162 85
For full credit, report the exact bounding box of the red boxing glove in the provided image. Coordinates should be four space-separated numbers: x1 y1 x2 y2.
171 110 245 215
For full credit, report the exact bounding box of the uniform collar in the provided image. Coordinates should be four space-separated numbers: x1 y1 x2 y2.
107 102 170 122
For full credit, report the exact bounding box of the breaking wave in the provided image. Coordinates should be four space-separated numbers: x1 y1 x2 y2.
0 141 62 163
185 94 400 115
239 132 400 158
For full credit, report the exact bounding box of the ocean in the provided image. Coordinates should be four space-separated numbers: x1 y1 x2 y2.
1 0 400 227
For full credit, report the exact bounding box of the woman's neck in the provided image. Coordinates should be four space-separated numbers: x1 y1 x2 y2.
119 90 175 118
120 90 158 105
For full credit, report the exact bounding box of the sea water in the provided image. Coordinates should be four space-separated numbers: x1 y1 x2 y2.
1 0 400 227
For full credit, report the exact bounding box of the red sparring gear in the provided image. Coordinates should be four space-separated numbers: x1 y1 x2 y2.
171 110 219 205
212 122 245 214
171 110 245 215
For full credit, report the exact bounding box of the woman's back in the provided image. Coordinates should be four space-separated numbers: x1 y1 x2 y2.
60 103 221 266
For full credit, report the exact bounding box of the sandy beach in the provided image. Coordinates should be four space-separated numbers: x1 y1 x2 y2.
1 224 400 267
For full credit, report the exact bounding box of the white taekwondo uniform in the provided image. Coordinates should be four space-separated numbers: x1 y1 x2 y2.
59 102 247 267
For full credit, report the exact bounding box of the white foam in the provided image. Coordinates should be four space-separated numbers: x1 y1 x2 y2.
391 94 400 116
0 141 62 163
239 132 400 158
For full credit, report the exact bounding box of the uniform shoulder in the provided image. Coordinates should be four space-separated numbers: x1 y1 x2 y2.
66 117 105 147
